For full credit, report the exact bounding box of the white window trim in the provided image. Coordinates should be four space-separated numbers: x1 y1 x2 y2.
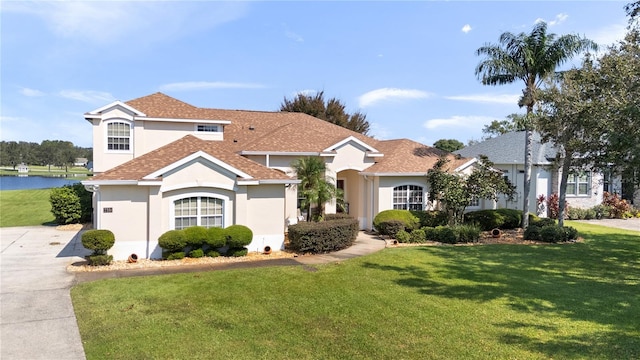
566 172 591 197
104 119 133 154
194 124 222 133
392 184 424 211
168 192 231 230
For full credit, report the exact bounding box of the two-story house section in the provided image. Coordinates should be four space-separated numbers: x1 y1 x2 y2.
83 93 475 260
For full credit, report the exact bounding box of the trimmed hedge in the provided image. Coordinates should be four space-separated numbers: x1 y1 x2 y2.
226 248 249 257
158 230 187 252
224 225 253 248
188 248 204 258
464 209 523 230
524 222 578 243
88 254 113 266
206 227 226 248
183 226 208 248
411 210 449 228
288 218 358 254
81 229 115 255
373 210 419 236
324 213 355 221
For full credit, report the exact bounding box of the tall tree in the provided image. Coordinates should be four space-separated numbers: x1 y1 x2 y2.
475 21 596 228
291 156 337 221
433 139 464 152
481 113 528 139
280 91 370 134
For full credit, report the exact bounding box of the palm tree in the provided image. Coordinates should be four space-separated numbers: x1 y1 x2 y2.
475 21 596 228
291 157 337 221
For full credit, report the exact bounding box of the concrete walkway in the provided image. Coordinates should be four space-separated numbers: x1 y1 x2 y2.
573 218 640 232
1 227 385 359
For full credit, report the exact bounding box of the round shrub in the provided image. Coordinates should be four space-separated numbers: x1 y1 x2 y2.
166 252 185 260
423 226 438 241
224 225 253 248
188 248 204 258
206 227 226 248
395 229 411 243
373 210 419 235
539 225 565 243
524 226 542 241
50 186 82 224
226 247 248 257
410 228 426 243
463 210 506 231
495 209 522 229
183 226 208 248
410 210 449 228
81 230 115 255
158 230 187 252
533 218 556 227
563 226 579 241
435 226 457 244
376 220 405 238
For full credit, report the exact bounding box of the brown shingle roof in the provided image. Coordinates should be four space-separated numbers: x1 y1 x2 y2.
91 135 291 181
364 139 471 174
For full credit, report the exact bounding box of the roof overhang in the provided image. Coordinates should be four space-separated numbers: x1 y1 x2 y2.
237 179 301 186
239 151 321 156
143 151 253 180
454 158 478 172
134 117 231 125
82 180 163 186
359 172 429 177
323 136 383 158
85 101 146 118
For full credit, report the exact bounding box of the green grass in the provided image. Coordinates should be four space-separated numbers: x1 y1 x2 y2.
0 189 55 227
72 223 640 359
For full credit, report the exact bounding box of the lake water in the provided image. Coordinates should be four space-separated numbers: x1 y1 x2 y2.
0 176 82 191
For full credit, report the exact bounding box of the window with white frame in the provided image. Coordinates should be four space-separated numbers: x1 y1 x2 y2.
196 124 221 133
174 197 224 230
107 122 131 150
393 185 424 210
469 196 480 207
566 172 591 196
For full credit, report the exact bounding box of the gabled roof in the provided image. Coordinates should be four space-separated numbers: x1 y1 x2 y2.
455 131 557 165
91 135 292 182
362 139 470 175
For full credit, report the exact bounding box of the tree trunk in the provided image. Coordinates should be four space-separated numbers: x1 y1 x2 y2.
522 129 533 228
557 155 571 227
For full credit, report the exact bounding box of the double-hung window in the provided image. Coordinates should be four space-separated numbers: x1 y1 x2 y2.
393 185 424 211
566 172 590 196
174 197 224 230
107 122 131 151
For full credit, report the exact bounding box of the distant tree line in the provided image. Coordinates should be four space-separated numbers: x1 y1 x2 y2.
0 140 92 170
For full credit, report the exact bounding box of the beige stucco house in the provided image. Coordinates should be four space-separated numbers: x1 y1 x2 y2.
83 93 474 260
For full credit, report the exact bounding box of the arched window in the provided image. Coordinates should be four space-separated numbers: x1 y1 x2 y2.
393 185 423 210
107 122 131 150
174 197 224 230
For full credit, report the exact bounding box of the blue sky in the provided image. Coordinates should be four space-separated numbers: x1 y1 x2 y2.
1 1 630 148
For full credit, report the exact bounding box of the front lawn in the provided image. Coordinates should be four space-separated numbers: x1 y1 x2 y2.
72 223 640 359
0 189 55 227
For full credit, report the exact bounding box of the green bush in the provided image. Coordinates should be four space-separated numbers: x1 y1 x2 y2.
88 254 113 266
81 229 115 255
158 230 187 252
376 220 405 238
226 248 248 257
523 226 542 241
50 187 82 224
206 227 226 248
373 210 419 235
68 183 93 223
206 250 220 258
495 209 522 229
464 210 506 231
453 224 481 243
539 225 565 243
395 230 411 243
532 217 556 227
563 226 579 241
435 226 457 244
409 228 426 243
224 225 253 248
324 213 354 221
528 213 540 224
423 227 438 241
166 252 185 260
410 210 449 228
188 248 204 258
183 226 208 248
288 218 358 253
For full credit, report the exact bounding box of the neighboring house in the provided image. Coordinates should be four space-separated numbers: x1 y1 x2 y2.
17 163 29 173
455 131 617 216
82 93 475 260
74 158 89 167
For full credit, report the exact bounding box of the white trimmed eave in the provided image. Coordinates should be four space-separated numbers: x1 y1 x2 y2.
82 180 162 186
239 151 322 156
454 158 478 172
358 172 428 177
143 151 253 180
236 179 301 186
323 136 383 157
86 101 146 117
134 116 231 125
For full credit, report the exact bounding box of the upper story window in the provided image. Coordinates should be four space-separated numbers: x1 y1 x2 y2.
196 124 221 133
393 185 423 211
107 122 131 151
567 172 590 196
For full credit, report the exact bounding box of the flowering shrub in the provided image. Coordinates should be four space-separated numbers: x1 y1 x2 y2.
602 192 632 219
546 193 569 219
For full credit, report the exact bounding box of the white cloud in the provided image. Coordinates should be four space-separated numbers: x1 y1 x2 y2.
159 81 266 92
445 93 520 105
358 88 432 108
3 1 248 44
20 88 45 97
423 115 495 130
535 13 568 27
58 90 115 104
588 23 627 47
461 24 472 33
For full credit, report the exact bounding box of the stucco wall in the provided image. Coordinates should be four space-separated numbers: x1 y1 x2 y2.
241 184 287 252
377 176 430 212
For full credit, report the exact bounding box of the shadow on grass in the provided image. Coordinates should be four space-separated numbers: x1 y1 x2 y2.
362 229 640 358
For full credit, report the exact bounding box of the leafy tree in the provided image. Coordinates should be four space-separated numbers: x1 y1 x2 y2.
481 114 528 139
280 91 370 134
426 156 515 225
433 139 464 152
291 156 337 221
475 21 596 228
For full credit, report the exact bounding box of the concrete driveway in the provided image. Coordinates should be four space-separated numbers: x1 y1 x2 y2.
1 226 90 360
